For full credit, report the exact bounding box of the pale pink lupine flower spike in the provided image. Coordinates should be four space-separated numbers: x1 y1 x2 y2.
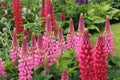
0 58 6 76
10 29 20 65
76 14 85 58
66 18 76 50
94 35 107 80
103 17 114 56
77 30 94 80
61 69 69 80
18 37 33 80
56 26 66 55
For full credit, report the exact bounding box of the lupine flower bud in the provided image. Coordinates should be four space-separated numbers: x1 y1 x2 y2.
24 28 31 39
34 34 44 68
56 26 66 55
66 18 76 50
0 58 6 76
12 0 23 34
61 69 69 80
77 30 94 80
103 17 114 56
94 35 107 80
18 37 33 80
10 29 20 65
40 0 45 26
60 10 66 21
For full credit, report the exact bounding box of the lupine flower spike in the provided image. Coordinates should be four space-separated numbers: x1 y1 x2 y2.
61 69 69 80
12 0 23 34
78 30 94 80
60 10 66 21
34 34 44 68
10 29 20 65
66 18 76 50
43 15 57 67
18 37 33 80
103 17 114 56
40 0 45 27
29 33 36 55
56 26 66 55
94 35 107 80
0 58 6 77
76 14 85 58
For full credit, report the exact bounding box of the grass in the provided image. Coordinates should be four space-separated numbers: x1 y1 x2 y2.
91 23 120 56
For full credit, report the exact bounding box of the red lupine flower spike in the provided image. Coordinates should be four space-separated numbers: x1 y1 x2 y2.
69 18 75 34
60 10 66 21
12 0 23 34
40 0 45 26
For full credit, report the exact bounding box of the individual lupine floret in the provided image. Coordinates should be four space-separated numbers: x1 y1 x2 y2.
56 26 66 55
103 17 114 56
0 58 6 76
77 30 94 80
94 35 107 80
18 37 33 80
12 0 23 34
66 18 76 50
43 15 57 67
61 69 69 80
10 30 20 65
34 34 44 68
76 14 85 58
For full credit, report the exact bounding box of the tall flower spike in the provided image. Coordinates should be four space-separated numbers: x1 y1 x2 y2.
78 30 94 80
50 2 57 33
40 0 45 26
45 0 52 17
103 17 114 56
12 0 23 34
10 29 20 65
60 10 66 21
18 37 33 80
61 69 69 80
0 58 6 77
78 13 84 35
45 14 52 36
66 18 76 50
94 35 107 80
34 34 44 68
29 33 36 56
56 26 66 55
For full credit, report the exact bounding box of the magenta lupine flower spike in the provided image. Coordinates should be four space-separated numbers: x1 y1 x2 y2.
103 17 114 56
77 30 94 80
43 14 57 68
45 15 52 36
34 34 44 68
18 37 33 80
29 33 37 66
94 35 107 80
78 13 84 35
61 69 69 80
10 29 20 65
66 18 76 50
0 58 6 76
56 26 66 55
